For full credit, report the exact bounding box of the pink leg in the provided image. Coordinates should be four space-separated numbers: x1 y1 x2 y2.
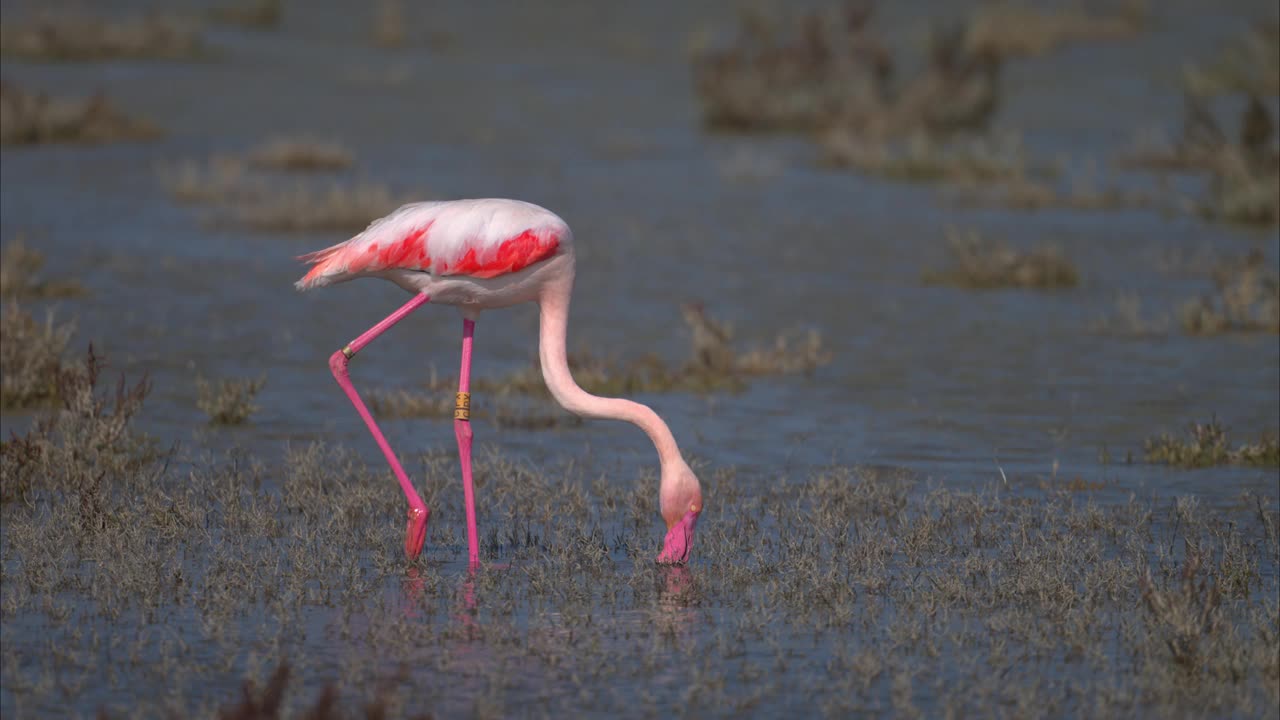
454 318 480 569
328 293 432 560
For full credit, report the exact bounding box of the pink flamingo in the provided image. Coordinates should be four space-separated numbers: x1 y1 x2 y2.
295 199 703 568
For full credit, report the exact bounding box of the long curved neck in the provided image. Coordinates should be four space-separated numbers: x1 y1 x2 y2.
538 280 683 468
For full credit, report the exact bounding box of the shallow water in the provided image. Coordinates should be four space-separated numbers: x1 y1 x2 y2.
2 0 1278 717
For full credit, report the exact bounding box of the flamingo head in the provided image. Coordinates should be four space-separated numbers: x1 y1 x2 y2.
656 460 702 565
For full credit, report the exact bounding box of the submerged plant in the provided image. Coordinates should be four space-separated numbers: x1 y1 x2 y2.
197 375 266 425
1 345 153 504
0 11 205 61
1145 417 1279 468
0 237 85 299
0 303 74 410
0 82 162 146
246 136 355 172
1179 252 1279 335
922 228 1079 290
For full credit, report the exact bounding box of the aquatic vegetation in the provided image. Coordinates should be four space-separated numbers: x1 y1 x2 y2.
963 0 1148 59
1121 43 1278 227
0 11 205 61
228 180 420 233
820 131 1042 183
208 0 282 30
159 156 256 204
197 375 266 426
247 137 355 173
1179 253 1279 335
1 433 1276 715
691 4 999 138
372 0 407 49
159 149 417 233
1183 20 1279 99
0 237 85 300
0 82 162 146
1145 417 1279 468
365 305 828 424
0 303 74 411
922 228 1079 290
1 346 153 503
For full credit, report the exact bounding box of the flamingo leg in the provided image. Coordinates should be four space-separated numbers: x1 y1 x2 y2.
454 318 481 569
328 292 432 560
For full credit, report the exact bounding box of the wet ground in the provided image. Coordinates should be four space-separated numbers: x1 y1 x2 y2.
2 0 1278 717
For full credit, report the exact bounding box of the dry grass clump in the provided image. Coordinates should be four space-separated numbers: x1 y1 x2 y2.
0 303 75 411
228 181 417 233
922 228 1079 289
0 11 204 61
159 146 417 234
1 346 153 504
372 0 407 49
1120 39 1278 227
1183 20 1279 99
1145 418 1279 468
159 156 257 204
820 130 1043 183
0 237 85 299
692 3 999 139
0 81 161 145
247 137 355 172
2 435 1276 716
208 0 282 30
963 0 1147 59
1179 252 1279 334
197 375 266 426
365 305 830 422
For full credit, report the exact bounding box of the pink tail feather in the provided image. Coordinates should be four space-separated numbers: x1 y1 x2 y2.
295 240 351 290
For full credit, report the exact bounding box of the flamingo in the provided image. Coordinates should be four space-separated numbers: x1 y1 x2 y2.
295 198 703 567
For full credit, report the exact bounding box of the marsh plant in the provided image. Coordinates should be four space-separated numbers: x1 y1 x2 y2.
0 82 161 146
247 137 355 172
1145 417 1279 468
0 10 205 61
691 3 1000 138
196 375 266 426
1179 253 1279 335
158 146 422 233
922 228 1079 290
1 416 1275 716
208 0 282 30
0 346 153 504
1182 20 1279 99
961 0 1147 59
367 304 831 420
0 238 85 300
0 303 75 411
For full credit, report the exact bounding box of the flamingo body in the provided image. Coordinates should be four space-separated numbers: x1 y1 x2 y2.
297 198 571 293
296 198 703 567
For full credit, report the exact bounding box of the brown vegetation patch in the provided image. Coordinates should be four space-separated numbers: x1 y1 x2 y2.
691 4 999 139
0 81 161 145
197 375 266 426
1145 417 1279 468
0 303 75 411
246 137 355 173
0 237 85 300
963 0 1147 59
208 0 282 30
923 228 1079 289
0 11 204 61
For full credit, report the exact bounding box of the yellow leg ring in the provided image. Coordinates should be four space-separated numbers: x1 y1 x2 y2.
454 392 471 421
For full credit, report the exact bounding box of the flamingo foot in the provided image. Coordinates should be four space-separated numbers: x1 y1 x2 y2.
405 506 429 560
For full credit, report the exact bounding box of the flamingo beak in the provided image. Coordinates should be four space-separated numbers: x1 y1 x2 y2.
656 508 700 565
